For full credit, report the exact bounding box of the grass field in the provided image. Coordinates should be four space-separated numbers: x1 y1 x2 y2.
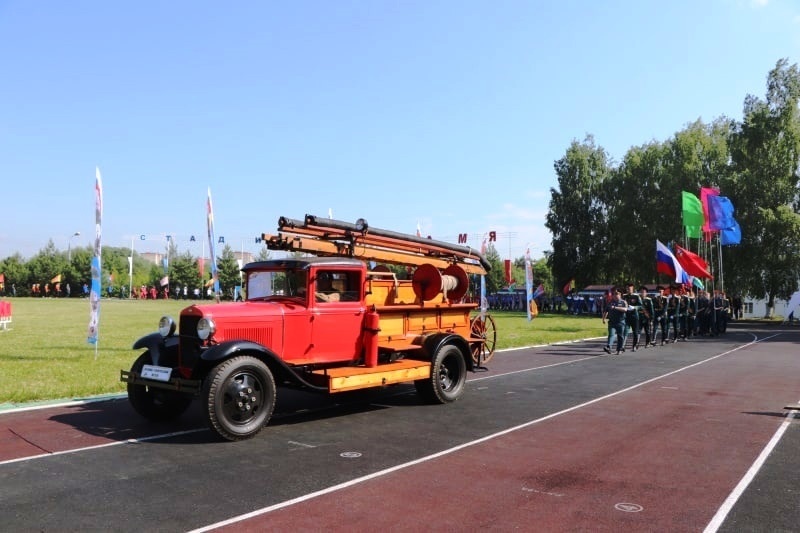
0 298 606 405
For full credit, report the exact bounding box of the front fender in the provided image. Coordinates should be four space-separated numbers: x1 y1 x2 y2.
201 340 328 392
132 332 179 367
200 340 278 364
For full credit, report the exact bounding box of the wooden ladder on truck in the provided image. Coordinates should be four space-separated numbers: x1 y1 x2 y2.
261 214 498 365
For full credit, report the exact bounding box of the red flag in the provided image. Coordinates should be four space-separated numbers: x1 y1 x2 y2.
504 259 512 285
674 245 713 279
562 278 575 295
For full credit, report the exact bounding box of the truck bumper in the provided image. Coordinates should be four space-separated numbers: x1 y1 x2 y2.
120 370 202 394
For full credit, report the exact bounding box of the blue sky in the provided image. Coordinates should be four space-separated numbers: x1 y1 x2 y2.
1 0 798 261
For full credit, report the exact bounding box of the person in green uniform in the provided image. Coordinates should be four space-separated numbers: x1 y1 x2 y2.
623 282 642 351
638 285 655 348
603 289 630 354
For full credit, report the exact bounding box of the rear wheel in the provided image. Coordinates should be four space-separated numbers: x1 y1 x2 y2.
127 351 193 421
204 356 276 441
469 313 497 365
415 344 467 403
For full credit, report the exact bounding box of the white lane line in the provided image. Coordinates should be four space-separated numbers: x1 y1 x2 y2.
0 428 207 467
189 334 774 532
703 400 799 533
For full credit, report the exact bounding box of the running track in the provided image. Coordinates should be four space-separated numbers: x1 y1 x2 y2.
1 323 798 532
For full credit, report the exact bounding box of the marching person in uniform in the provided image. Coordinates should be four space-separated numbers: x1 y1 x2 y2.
665 286 680 343
652 285 668 345
677 285 688 340
602 289 630 354
623 282 642 351
638 285 655 348
685 287 697 339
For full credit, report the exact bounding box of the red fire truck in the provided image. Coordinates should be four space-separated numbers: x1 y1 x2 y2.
121 215 495 440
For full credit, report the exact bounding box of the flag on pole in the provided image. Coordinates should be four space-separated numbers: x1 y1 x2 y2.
681 191 704 239
479 236 488 320
707 195 736 231
674 244 713 279
656 240 689 284
87 167 103 346
533 283 545 299
700 187 720 240
721 220 742 245
525 247 533 321
562 278 575 295
207 187 220 298
50 274 62 283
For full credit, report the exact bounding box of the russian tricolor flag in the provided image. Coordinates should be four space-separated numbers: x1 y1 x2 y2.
656 240 689 284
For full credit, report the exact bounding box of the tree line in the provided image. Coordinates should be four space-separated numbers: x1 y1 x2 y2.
545 59 800 316
0 239 270 300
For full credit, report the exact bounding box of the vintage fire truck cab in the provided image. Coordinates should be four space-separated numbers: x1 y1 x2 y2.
121 216 491 441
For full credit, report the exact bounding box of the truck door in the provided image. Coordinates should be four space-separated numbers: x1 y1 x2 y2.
309 270 365 363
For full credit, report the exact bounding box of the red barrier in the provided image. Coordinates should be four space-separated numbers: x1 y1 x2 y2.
0 300 11 330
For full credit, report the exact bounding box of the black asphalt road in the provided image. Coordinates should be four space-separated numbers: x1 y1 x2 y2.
0 323 798 532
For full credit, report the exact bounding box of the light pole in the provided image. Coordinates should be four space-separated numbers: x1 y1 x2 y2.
68 231 80 261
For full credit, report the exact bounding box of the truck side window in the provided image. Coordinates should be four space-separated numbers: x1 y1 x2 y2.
316 271 360 302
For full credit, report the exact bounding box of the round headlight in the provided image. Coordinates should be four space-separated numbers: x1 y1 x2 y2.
158 316 176 337
197 317 216 340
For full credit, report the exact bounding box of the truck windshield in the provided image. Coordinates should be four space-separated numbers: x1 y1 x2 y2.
247 270 308 301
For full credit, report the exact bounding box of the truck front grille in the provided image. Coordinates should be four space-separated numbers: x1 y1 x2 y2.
179 315 202 369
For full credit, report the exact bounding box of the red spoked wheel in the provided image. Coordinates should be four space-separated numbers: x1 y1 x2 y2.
469 313 497 365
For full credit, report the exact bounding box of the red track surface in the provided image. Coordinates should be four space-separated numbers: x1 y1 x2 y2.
2 333 797 531
214 340 798 531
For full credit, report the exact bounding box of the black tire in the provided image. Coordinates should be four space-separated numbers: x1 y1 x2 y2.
414 344 467 404
127 352 193 421
204 356 276 441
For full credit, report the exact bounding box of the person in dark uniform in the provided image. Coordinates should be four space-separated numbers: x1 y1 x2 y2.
696 289 710 335
623 282 642 351
603 289 629 354
720 291 730 333
711 290 725 336
665 286 680 343
677 285 688 340
685 287 697 338
638 285 655 348
652 285 668 345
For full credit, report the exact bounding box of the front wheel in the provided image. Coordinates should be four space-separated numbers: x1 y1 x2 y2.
204 356 276 441
414 344 467 404
128 351 193 421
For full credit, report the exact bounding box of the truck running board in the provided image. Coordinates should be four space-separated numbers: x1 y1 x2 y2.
312 359 431 393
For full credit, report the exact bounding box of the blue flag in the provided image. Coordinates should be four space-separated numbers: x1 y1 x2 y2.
707 195 736 231
720 220 742 245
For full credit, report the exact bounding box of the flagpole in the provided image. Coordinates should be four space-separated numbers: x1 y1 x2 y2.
129 237 134 299
717 234 724 294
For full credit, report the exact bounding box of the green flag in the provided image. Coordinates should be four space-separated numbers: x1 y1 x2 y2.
682 191 704 238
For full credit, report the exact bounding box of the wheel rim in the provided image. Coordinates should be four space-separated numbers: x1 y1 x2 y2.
221 370 264 425
438 355 459 391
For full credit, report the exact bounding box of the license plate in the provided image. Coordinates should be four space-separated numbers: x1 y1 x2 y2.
141 364 172 382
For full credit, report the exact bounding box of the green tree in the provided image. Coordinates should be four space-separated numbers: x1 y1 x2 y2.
484 243 506 294
26 240 63 294
170 250 201 296
546 136 612 289
0 253 28 296
725 58 800 315
217 244 241 300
